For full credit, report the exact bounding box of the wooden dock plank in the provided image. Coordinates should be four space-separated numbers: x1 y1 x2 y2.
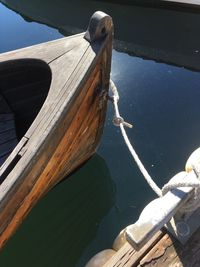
137 227 200 267
103 231 164 267
104 225 200 267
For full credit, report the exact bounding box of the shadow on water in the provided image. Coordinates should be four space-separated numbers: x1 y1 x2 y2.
0 155 115 267
1 0 200 71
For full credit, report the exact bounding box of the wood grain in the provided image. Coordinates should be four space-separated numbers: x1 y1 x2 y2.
0 19 113 249
103 231 164 267
103 226 200 267
137 227 200 267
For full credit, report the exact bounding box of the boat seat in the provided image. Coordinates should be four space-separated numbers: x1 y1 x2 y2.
0 95 18 167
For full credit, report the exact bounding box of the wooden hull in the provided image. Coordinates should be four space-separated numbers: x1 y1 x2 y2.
0 155 115 266
0 12 113 249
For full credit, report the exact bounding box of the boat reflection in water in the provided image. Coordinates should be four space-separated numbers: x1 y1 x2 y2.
0 154 115 267
2 0 200 71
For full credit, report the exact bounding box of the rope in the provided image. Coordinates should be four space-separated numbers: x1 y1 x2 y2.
109 80 162 197
162 170 200 212
109 79 200 212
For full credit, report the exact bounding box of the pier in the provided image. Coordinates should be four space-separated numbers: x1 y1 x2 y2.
102 228 200 266
85 143 200 267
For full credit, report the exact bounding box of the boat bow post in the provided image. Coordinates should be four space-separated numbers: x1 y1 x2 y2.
84 11 113 43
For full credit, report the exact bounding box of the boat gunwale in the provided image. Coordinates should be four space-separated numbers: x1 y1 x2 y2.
0 33 85 59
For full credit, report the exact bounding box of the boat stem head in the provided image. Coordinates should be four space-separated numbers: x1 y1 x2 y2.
84 11 113 42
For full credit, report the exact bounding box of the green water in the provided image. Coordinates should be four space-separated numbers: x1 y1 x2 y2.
1 2 200 266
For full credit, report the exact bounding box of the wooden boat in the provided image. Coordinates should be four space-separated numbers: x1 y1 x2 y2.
0 11 113 249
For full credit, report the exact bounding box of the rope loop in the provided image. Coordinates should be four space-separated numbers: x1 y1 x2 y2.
161 170 200 212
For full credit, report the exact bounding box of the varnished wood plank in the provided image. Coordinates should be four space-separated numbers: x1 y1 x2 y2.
38 69 102 188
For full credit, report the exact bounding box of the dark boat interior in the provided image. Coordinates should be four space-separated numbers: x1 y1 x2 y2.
0 59 52 166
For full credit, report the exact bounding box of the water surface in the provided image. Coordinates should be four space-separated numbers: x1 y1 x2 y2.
1 2 200 266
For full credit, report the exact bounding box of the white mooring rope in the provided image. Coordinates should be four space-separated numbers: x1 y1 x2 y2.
109 79 200 212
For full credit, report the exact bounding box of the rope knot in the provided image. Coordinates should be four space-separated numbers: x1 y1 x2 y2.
112 116 133 128
109 80 133 129
113 116 124 126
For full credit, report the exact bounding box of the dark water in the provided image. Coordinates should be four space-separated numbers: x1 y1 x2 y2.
1 2 200 266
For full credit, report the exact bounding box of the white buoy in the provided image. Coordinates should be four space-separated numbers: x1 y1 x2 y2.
112 228 127 251
85 249 116 267
185 147 200 172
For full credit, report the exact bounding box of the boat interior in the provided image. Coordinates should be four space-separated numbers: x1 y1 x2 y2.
0 59 52 167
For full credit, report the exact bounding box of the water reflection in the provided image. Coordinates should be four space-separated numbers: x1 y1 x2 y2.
0 3 63 52
1 0 200 70
0 155 115 267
